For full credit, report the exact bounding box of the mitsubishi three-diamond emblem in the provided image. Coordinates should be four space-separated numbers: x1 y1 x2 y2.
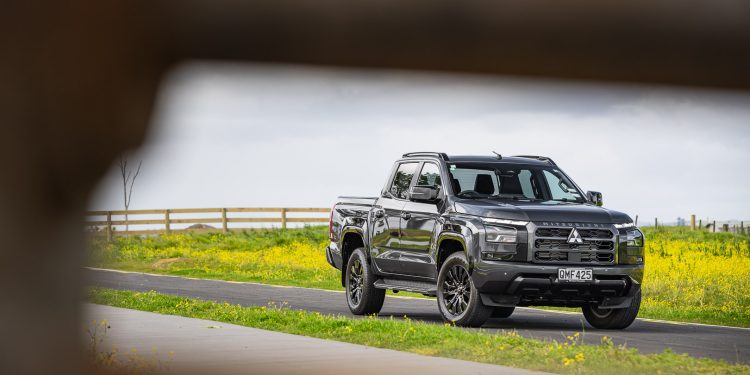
567 228 584 244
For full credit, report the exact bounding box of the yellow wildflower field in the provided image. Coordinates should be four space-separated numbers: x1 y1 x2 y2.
641 227 750 326
88 226 750 326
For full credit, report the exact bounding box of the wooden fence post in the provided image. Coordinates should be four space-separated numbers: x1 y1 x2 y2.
742 221 745 234
655 217 658 228
690 214 696 230
165 209 171 234
723 223 729 232
281 208 287 229
106 211 112 242
221 208 228 233
713 220 716 233
86 207 336 233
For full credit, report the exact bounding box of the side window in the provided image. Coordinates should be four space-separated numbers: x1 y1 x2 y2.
416 163 442 190
544 170 582 201
390 162 418 199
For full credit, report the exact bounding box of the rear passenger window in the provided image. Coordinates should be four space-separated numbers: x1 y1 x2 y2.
416 163 442 190
390 163 418 199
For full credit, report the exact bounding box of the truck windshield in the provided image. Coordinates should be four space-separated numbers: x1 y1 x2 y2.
447 164 585 203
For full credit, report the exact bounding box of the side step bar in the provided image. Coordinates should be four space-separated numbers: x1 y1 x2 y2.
374 278 437 296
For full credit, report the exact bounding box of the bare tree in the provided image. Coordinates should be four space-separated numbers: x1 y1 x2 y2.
118 158 142 232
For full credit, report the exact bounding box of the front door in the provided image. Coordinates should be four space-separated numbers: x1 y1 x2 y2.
399 162 443 279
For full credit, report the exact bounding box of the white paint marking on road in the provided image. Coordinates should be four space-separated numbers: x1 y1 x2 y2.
85 267 750 331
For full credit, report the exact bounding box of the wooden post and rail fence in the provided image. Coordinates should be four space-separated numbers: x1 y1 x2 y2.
650 213 746 234
85 207 330 240
86 208 747 240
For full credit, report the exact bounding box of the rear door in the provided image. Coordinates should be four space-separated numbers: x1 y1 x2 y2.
399 161 444 279
370 162 418 275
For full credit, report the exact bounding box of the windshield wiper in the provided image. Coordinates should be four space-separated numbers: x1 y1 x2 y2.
489 195 542 202
456 191 481 199
551 198 584 204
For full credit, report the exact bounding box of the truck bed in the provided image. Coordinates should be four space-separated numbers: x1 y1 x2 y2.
336 196 378 207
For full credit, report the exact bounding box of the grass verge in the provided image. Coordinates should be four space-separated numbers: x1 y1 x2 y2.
88 288 749 375
87 226 750 327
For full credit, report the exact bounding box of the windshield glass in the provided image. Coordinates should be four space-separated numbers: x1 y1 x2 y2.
447 163 585 203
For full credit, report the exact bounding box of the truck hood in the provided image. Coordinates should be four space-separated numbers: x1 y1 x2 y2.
453 199 631 224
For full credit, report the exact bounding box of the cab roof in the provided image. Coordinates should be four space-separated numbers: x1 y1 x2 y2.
401 152 555 166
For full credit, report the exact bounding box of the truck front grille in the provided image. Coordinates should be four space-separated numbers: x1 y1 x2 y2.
535 228 612 239
535 239 614 251
532 226 616 265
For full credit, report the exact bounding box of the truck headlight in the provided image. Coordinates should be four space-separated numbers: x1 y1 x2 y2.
619 228 644 265
484 225 517 243
625 229 643 247
614 222 635 229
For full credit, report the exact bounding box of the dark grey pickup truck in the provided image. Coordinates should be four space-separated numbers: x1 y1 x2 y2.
326 152 644 328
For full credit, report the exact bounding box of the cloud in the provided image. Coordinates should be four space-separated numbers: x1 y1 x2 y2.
89 62 750 224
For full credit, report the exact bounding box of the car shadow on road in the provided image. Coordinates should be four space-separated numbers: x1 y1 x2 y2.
375 312 674 334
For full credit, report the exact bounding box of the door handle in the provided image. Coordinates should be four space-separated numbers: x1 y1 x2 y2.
401 212 411 220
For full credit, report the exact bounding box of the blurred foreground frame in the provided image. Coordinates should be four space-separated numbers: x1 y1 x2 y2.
1 0 749 373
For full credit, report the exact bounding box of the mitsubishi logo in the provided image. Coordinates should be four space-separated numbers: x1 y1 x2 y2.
567 228 584 244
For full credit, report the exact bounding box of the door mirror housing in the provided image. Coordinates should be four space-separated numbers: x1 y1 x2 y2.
587 191 603 206
409 186 439 202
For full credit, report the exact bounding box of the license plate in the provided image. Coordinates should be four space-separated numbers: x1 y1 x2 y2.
558 268 593 282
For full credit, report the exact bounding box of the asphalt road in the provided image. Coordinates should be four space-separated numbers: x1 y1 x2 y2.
87 304 547 375
86 268 750 364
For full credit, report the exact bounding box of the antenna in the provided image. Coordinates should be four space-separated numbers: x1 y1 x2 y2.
492 151 502 160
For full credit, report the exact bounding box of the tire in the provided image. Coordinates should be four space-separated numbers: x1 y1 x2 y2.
582 289 641 329
345 248 385 315
437 252 492 327
491 306 515 318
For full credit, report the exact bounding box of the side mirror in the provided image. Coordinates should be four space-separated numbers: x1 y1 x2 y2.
587 191 603 206
409 186 439 202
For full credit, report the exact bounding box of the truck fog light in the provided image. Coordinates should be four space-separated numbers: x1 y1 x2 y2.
619 246 645 265
484 225 517 243
481 252 514 261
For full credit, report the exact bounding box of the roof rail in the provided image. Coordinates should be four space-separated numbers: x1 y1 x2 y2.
402 152 450 161
513 155 556 165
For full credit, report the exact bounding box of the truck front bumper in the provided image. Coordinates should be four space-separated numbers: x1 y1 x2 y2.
472 262 643 309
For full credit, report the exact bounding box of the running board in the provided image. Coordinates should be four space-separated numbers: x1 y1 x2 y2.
374 278 437 296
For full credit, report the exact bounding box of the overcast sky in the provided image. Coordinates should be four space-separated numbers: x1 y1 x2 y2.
89 62 750 225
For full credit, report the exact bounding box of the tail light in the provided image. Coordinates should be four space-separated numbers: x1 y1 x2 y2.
329 205 335 241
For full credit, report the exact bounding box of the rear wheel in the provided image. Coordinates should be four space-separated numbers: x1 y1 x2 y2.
582 289 641 329
491 306 515 318
437 252 492 327
345 248 385 315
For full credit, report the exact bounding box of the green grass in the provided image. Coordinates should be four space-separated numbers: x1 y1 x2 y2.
88 288 749 375
87 227 341 289
87 226 750 327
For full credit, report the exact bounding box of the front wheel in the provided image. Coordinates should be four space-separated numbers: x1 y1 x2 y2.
582 289 641 329
437 252 492 327
345 248 385 315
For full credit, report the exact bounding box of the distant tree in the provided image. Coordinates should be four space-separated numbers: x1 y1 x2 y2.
119 158 142 232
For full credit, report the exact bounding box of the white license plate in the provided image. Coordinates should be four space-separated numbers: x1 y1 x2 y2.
558 268 593 282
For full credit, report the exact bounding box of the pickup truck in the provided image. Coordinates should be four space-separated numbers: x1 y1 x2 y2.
326 153 644 329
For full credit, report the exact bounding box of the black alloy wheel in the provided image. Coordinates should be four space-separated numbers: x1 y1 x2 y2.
345 248 385 315
347 258 364 307
442 264 471 316
436 252 492 327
